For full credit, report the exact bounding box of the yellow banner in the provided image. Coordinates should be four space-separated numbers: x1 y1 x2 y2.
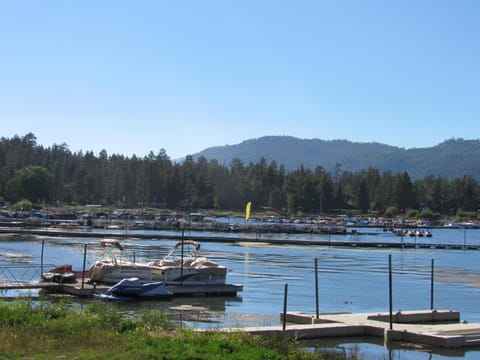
245 201 252 221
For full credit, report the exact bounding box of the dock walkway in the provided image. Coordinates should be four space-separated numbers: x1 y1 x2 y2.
1 227 479 250
228 310 480 349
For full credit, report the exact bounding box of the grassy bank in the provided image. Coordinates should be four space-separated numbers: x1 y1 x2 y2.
0 299 363 359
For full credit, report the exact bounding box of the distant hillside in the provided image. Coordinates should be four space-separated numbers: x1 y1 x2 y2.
192 136 480 179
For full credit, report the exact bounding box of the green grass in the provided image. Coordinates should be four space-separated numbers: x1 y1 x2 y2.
0 299 362 359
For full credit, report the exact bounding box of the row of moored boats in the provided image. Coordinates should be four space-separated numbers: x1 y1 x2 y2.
393 229 432 237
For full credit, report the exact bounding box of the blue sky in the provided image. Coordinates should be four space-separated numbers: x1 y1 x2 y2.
1 1 479 159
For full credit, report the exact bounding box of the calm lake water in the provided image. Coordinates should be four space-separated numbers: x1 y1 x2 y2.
1 227 480 359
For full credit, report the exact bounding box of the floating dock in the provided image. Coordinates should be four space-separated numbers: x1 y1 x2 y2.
0 280 243 298
1 227 479 250
227 310 480 349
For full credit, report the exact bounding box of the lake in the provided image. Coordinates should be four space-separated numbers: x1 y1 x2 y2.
1 226 480 359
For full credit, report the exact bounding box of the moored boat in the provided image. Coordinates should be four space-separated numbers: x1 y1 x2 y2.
41 264 77 284
88 240 227 285
107 277 172 298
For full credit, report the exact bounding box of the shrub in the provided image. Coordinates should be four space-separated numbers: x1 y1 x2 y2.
12 199 33 211
406 209 419 218
384 206 398 218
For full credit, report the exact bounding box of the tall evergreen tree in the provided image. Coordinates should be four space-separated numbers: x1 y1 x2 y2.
356 180 369 213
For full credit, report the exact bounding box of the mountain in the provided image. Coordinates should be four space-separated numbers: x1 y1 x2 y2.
192 136 480 179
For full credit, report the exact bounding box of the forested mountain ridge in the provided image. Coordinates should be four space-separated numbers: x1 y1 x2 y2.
193 136 480 180
1 133 479 216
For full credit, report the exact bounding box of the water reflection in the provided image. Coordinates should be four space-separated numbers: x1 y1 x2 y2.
302 337 480 360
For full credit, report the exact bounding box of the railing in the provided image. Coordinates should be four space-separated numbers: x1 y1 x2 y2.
0 263 55 284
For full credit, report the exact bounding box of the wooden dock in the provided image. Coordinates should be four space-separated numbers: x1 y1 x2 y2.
224 310 480 349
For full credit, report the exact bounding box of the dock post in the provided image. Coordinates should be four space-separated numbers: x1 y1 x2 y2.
81 243 87 289
40 239 45 276
431 259 435 310
283 283 288 331
315 258 319 319
388 254 393 330
181 230 184 285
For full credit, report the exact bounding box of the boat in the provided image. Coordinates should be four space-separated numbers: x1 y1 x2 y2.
41 264 77 284
88 240 227 285
106 277 172 298
100 238 124 250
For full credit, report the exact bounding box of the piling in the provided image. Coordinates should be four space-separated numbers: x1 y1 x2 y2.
388 254 393 330
40 239 45 275
315 258 319 319
431 258 435 310
283 283 288 331
180 230 184 285
81 244 87 289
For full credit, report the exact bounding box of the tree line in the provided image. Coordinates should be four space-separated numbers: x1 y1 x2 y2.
1 133 479 218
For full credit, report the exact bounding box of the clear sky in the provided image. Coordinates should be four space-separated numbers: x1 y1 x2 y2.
1 1 479 159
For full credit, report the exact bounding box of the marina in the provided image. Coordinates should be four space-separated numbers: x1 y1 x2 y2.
1 226 480 359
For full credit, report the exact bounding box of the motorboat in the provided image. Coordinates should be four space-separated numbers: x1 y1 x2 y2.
100 238 124 250
88 240 227 285
106 277 172 298
41 264 77 284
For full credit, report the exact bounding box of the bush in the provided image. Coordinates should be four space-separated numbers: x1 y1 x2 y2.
12 199 33 211
406 209 419 218
384 206 398 218
455 209 478 222
419 209 441 221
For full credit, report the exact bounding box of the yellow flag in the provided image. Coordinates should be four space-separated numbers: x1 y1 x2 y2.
245 201 252 221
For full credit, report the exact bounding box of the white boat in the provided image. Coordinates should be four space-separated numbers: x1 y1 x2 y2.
107 277 172 298
423 229 432 237
88 240 227 285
